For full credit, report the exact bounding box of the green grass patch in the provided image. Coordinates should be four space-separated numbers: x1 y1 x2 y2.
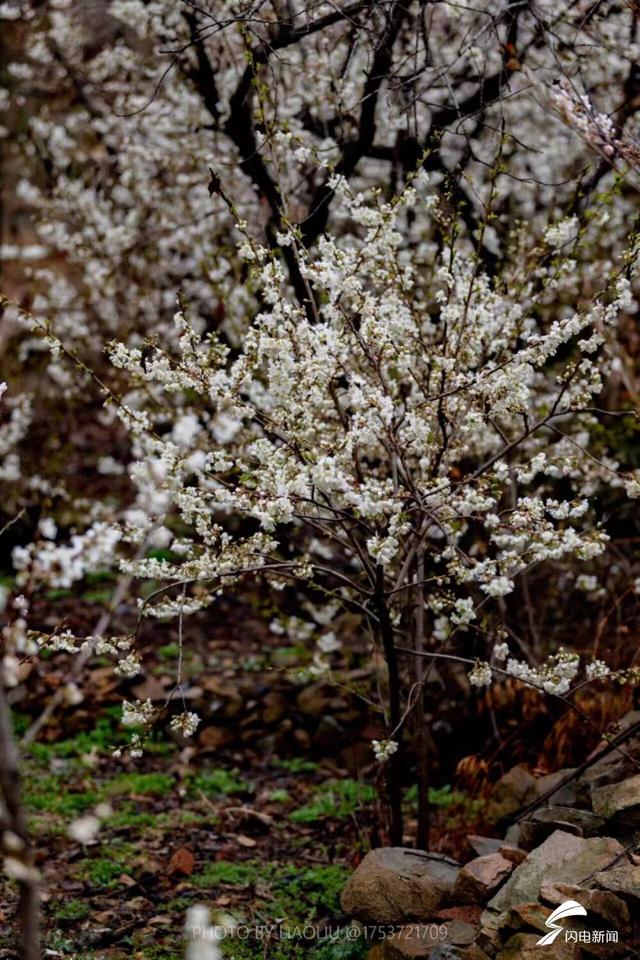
274 757 319 774
45 588 73 601
290 780 374 823
105 803 158 830
191 861 349 927
267 788 291 804
81 587 114 603
50 898 91 922
189 768 253 797
223 940 367 960
192 860 261 888
158 642 181 660
24 774 98 816
27 715 123 762
277 865 347 916
103 771 174 797
81 841 137 887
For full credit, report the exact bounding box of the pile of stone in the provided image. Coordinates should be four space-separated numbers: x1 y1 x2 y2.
340 712 640 958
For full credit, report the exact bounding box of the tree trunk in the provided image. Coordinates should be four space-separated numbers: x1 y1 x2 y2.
374 564 404 845
0 671 41 960
414 551 430 850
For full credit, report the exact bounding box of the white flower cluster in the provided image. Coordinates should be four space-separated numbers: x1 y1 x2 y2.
121 698 156 729
170 712 200 738
372 739 399 763
468 661 493 687
0 389 31 483
100 186 633 642
12 522 122 589
7 0 640 763
504 649 580 696
586 659 611 680
549 78 640 166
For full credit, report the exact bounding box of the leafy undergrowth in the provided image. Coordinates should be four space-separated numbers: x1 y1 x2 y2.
0 707 490 960
0 712 379 960
0 591 494 959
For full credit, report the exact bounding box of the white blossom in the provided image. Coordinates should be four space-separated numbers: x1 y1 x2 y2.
170 712 200 738
468 661 493 687
372 739 399 763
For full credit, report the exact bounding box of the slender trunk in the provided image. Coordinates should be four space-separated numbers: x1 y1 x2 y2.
374 564 404 845
0 672 40 960
414 551 430 850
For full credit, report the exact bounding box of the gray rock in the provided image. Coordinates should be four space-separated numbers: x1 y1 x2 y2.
580 711 640 790
490 767 537 818
593 861 640 903
518 806 605 848
429 948 462 960
442 920 477 946
503 824 521 847
591 774 640 821
532 769 579 806
341 848 460 924
467 836 503 858
518 818 582 850
452 854 512 905
532 805 604 833
486 831 624 915
539 881 630 929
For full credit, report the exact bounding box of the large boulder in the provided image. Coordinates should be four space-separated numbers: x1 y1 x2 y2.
341 848 459 924
485 831 623 916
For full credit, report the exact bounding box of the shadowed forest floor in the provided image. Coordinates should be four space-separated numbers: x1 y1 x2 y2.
0 591 490 960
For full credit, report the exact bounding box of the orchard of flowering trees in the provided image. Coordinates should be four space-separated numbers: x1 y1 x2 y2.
2 1 640 957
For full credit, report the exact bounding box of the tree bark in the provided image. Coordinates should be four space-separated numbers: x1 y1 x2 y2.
374 564 404 845
0 671 41 960
414 551 430 850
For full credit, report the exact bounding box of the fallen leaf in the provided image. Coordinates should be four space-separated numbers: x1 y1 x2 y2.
198 725 234 749
236 834 257 848
168 846 195 876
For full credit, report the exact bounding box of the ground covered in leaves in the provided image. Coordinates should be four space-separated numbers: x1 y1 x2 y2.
0 590 493 960
2 713 485 959
12 722 366 959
